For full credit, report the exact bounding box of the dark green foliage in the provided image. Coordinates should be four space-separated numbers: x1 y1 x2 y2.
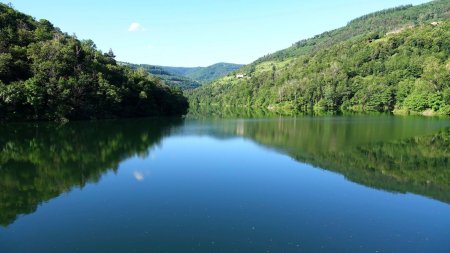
190 0 450 116
0 4 188 121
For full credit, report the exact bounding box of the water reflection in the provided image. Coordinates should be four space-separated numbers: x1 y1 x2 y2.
0 118 182 226
0 115 449 228
181 116 450 204
133 171 145 181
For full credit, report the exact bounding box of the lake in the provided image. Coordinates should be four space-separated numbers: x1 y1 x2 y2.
0 115 449 253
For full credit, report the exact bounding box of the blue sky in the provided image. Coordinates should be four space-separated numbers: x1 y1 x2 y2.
3 0 430 67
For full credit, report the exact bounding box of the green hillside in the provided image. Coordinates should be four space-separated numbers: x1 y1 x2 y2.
0 4 188 121
189 0 450 116
255 2 450 63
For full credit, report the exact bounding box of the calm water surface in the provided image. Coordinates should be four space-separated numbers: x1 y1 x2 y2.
0 115 449 253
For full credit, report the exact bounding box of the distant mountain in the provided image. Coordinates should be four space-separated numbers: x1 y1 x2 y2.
189 0 450 116
120 62 201 90
121 62 244 90
162 63 244 83
158 66 203 77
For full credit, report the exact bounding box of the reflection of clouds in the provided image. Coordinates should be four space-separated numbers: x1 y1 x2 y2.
133 171 145 181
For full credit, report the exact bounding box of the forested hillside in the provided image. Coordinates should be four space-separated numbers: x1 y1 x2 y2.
0 4 188 121
189 0 450 116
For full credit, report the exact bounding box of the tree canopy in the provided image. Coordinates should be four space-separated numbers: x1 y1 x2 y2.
0 4 188 121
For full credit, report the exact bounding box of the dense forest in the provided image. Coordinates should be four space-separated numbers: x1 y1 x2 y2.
0 4 188 121
189 0 450 116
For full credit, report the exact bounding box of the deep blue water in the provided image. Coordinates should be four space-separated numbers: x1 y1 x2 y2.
1 115 449 253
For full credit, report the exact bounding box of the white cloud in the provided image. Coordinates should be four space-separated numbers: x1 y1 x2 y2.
128 22 145 32
133 171 145 181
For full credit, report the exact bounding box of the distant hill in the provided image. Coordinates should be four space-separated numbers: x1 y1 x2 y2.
189 0 450 116
162 63 244 83
120 62 202 90
121 62 244 90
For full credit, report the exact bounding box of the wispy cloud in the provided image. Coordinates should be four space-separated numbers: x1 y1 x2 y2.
133 171 145 181
128 22 145 32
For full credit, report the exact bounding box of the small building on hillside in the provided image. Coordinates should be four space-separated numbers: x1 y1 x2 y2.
431 21 441 26
236 74 245 79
